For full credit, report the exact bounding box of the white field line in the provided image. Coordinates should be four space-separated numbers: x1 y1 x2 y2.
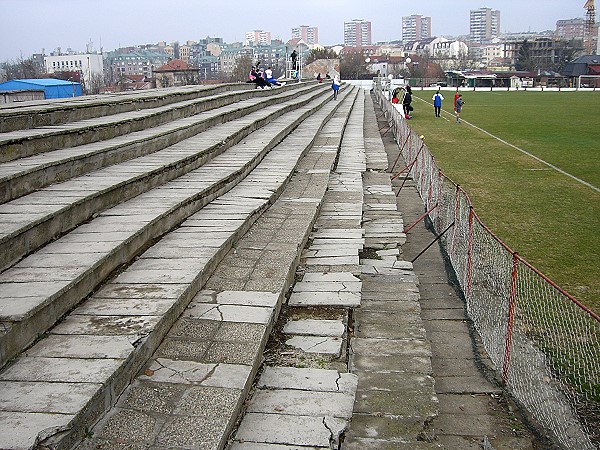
414 96 600 193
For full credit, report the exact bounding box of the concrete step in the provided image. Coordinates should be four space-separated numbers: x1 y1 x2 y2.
74 84 359 450
0 84 332 272
0 84 358 450
0 84 250 134
0 82 310 163
0 84 342 368
0 83 324 203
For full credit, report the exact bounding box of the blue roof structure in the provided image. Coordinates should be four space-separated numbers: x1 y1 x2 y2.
0 78 82 99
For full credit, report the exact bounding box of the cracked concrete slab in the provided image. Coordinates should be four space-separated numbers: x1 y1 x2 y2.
234 412 348 448
138 359 250 388
216 290 279 307
283 319 345 337
301 272 360 283
293 281 361 293
248 389 355 418
258 367 358 393
285 336 342 355
0 381 101 414
185 303 274 324
0 411 74 450
288 291 361 307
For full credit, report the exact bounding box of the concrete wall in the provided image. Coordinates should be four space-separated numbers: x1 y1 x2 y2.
0 90 45 104
303 59 340 80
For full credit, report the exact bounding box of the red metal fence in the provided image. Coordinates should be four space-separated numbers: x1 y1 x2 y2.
375 86 600 450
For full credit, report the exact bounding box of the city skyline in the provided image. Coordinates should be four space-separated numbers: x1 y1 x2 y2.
0 0 591 61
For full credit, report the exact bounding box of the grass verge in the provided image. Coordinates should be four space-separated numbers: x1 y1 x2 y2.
408 90 600 314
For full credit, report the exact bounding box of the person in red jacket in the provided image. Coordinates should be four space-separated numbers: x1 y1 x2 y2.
453 87 460 111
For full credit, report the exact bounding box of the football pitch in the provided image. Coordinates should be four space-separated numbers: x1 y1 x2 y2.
408 90 600 314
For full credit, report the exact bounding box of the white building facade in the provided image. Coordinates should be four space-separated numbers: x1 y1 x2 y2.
245 30 272 46
44 53 104 89
470 8 501 43
344 19 372 47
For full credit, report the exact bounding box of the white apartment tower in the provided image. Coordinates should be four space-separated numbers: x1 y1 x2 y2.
245 30 272 46
292 25 319 44
402 15 432 41
344 19 372 47
470 8 501 43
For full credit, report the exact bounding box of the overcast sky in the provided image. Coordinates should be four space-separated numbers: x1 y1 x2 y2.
0 0 589 61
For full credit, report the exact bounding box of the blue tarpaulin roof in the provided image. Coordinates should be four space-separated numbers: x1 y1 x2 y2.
0 78 82 99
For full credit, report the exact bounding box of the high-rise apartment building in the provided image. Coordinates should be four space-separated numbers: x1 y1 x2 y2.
556 18 586 40
470 8 501 43
402 15 432 41
292 25 319 44
245 30 272 46
344 19 372 47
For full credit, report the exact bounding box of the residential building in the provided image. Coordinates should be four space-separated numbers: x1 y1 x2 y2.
562 54 600 86
104 50 170 83
245 30 272 46
196 55 220 80
432 39 470 59
556 18 586 40
470 8 501 43
207 42 223 57
502 37 584 71
219 46 254 75
339 45 380 58
479 42 505 67
292 25 319 45
154 59 199 87
44 52 103 88
402 15 431 42
344 19 372 47
251 43 289 76
178 41 197 63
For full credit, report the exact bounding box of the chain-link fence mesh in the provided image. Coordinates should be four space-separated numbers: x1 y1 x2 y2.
375 85 600 449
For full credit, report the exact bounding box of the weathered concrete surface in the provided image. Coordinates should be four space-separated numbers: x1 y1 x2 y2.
72 87 360 450
0 86 550 450
378 92 541 450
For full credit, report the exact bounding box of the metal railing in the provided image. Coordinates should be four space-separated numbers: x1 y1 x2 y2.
374 85 600 450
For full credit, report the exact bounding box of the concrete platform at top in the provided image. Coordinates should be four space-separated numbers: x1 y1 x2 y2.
0 84 254 133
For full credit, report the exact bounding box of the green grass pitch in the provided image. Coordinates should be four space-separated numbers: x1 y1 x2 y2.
408 90 600 314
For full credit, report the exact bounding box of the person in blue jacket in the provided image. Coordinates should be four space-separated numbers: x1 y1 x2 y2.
332 76 340 100
432 90 444 117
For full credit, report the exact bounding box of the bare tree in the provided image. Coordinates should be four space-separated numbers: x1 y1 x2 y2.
230 56 253 82
0 56 41 82
87 73 105 94
340 51 369 80
305 48 338 65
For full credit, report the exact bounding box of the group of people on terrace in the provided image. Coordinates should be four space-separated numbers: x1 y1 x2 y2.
247 64 286 89
247 61 341 101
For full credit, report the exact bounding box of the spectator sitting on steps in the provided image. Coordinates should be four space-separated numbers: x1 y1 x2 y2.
264 67 285 87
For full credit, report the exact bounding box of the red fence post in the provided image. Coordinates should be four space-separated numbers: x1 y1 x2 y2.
467 207 474 301
450 185 461 257
502 253 519 384
435 169 443 232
